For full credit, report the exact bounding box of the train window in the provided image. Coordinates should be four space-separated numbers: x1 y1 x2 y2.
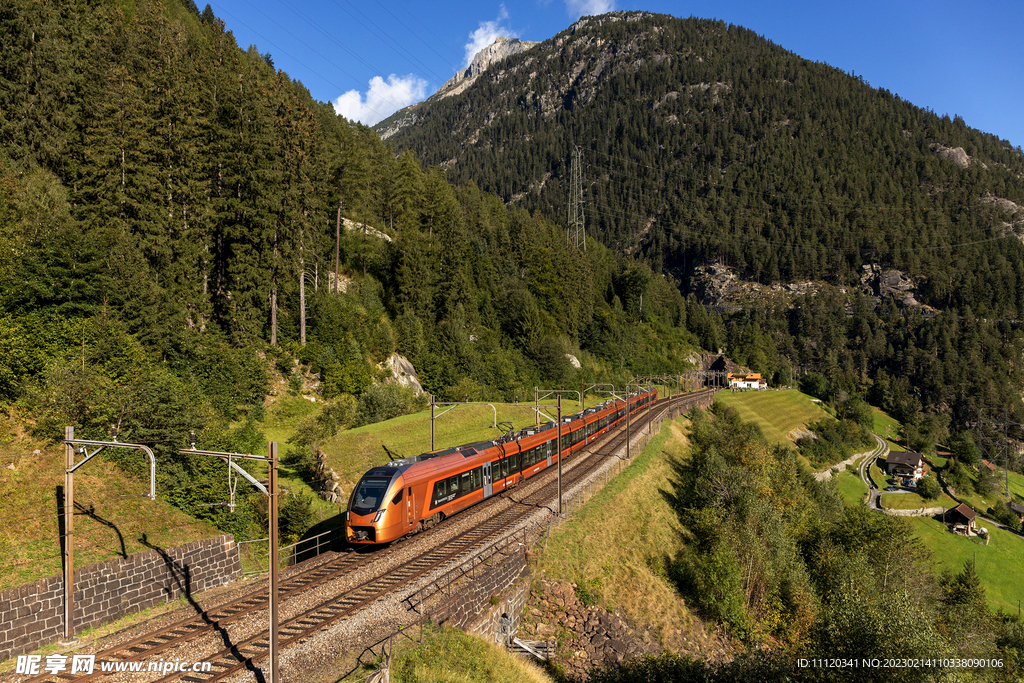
472 467 482 489
351 476 391 514
461 472 471 493
449 475 459 493
392 489 403 505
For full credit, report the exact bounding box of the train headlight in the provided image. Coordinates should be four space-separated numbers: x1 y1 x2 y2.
373 510 385 523
345 511 350 522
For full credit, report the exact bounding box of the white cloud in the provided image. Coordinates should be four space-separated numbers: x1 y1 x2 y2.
332 73 428 126
464 5 518 68
565 0 615 18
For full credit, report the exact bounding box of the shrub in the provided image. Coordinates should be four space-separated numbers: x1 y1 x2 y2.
279 491 316 543
917 475 941 501
354 383 427 426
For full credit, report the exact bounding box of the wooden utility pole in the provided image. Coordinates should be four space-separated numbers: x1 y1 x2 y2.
268 443 279 683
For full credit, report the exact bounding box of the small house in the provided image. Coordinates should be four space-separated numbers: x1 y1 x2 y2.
1008 501 1024 524
945 503 977 535
727 372 768 391
885 451 924 485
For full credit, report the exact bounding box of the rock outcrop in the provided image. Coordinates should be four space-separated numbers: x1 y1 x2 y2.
313 449 343 504
859 264 922 307
929 142 977 169
437 37 538 99
377 37 537 140
519 579 662 681
381 353 423 395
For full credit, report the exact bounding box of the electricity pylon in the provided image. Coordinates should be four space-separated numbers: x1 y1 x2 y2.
568 145 585 250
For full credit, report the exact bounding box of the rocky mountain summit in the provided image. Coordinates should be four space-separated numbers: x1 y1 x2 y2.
436 37 538 99
376 37 537 141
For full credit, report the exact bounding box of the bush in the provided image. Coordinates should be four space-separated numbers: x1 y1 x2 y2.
574 577 603 607
917 475 941 501
279 491 316 543
289 395 357 448
991 500 1022 533
354 382 427 427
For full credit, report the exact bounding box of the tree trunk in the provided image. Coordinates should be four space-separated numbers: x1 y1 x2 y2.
335 198 342 294
299 251 306 347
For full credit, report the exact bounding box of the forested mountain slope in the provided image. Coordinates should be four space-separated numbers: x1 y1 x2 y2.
381 11 1024 318
0 0 698 537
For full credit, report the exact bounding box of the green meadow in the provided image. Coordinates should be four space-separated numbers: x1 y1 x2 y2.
713 389 830 447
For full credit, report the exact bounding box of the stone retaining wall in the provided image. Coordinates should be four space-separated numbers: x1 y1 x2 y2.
881 506 945 517
431 549 529 636
0 535 240 662
814 446 878 482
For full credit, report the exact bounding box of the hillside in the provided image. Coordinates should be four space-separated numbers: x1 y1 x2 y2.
713 389 830 447
533 407 1024 680
0 0 710 542
381 11 1024 317
380 11 1024 458
0 412 224 589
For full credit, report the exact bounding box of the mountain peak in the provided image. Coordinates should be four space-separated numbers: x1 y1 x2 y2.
442 36 539 96
376 36 537 140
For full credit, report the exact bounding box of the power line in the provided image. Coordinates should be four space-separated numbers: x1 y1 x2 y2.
328 0 449 85
212 2 401 122
371 0 462 73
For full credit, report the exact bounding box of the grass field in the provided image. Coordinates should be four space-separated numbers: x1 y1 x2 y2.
713 389 831 447
878 489 956 510
332 625 552 683
834 467 869 506
870 458 890 488
906 514 1024 614
0 414 223 590
535 416 721 655
319 391 646 506
871 407 904 452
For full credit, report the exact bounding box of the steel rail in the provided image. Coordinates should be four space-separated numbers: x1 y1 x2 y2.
32 389 715 683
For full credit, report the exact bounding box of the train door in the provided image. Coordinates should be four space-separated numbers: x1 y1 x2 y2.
546 440 553 467
406 487 414 529
483 462 492 497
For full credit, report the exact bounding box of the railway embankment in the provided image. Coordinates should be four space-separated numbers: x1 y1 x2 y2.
513 407 735 679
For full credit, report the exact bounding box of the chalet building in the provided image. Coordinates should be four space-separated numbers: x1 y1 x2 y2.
981 459 997 472
945 503 978 535
727 373 768 391
885 450 925 485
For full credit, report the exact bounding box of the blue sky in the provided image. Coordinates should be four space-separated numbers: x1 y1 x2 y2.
208 0 1023 149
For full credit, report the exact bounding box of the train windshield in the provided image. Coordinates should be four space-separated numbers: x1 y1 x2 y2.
351 476 392 515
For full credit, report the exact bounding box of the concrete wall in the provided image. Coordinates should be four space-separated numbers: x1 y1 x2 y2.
0 535 241 662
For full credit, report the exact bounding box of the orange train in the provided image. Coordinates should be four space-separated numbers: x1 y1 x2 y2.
345 389 657 544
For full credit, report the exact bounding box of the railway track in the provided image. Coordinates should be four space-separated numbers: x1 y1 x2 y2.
27 389 715 683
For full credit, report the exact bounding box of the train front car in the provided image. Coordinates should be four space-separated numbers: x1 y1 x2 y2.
345 465 411 544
